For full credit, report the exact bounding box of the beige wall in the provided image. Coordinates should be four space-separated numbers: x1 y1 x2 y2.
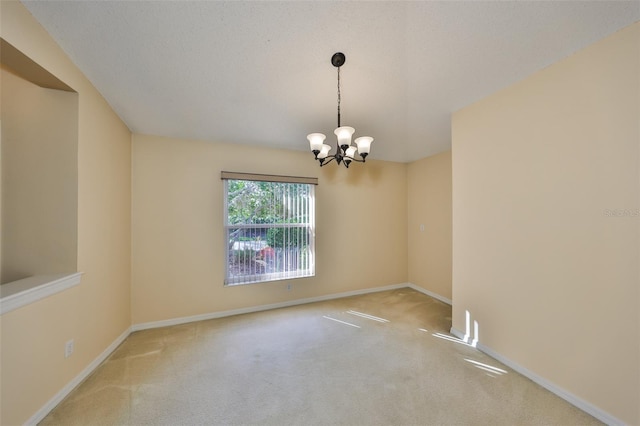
132 134 407 324
6 0 634 423
0 2 131 425
1 68 78 283
407 151 452 300
452 23 639 425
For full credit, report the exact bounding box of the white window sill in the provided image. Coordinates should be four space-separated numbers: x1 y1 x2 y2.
0 272 82 315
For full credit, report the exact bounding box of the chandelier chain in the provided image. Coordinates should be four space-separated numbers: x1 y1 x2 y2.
337 66 341 127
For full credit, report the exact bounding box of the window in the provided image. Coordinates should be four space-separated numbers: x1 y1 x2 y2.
222 172 316 286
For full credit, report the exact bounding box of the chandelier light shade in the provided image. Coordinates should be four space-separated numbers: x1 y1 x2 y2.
307 52 373 167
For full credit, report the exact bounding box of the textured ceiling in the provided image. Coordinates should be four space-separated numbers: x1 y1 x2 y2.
22 1 639 162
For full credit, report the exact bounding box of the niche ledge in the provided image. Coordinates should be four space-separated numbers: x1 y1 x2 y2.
0 272 82 315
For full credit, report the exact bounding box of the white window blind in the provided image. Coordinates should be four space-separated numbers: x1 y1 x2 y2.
222 173 316 286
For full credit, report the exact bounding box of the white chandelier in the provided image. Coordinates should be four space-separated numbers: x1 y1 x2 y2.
307 52 373 168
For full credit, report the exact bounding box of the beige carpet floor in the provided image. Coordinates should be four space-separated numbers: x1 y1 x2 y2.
40 288 601 425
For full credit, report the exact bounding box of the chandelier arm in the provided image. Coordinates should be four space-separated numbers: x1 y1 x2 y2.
319 156 337 167
344 155 365 163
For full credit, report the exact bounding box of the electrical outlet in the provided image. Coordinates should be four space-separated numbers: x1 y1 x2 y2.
65 339 74 358
286 284 292 291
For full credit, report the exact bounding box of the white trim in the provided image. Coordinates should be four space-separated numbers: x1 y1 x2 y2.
0 272 83 315
132 283 409 331
450 326 466 341
407 283 452 305
25 327 131 426
450 327 624 426
19 284 624 426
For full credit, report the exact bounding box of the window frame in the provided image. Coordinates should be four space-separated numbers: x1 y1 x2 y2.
222 172 317 286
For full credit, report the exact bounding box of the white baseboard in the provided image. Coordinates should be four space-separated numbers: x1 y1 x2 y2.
407 283 452 305
27 285 622 425
450 327 624 426
26 327 131 426
132 283 410 331
449 326 466 341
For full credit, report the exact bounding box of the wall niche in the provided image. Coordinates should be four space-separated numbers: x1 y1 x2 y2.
1 38 78 284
